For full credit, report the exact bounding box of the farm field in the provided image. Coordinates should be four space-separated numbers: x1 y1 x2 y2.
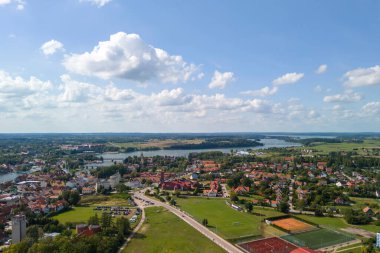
175 197 283 240
300 139 380 155
281 228 355 250
125 206 226 253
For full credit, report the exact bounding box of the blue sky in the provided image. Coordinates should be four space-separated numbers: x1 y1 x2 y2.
0 0 379 132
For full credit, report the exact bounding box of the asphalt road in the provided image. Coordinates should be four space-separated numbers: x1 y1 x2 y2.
133 191 243 253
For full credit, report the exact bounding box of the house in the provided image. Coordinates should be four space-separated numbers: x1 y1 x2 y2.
233 186 249 195
76 224 101 237
203 189 218 197
363 207 374 216
190 173 199 180
334 197 346 205
125 180 143 189
82 187 95 195
160 180 196 191
291 247 322 253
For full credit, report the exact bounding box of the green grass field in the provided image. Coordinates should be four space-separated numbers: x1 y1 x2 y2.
125 207 226 253
294 215 349 230
282 228 355 249
53 194 134 225
175 197 283 240
350 197 380 210
295 213 380 233
299 139 380 155
53 206 97 224
330 243 364 253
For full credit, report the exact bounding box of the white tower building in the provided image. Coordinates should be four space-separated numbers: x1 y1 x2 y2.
12 214 26 244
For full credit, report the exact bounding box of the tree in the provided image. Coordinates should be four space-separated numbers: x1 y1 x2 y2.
115 217 130 236
314 206 324 217
26 225 43 243
169 199 176 206
101 212 112 228
115 183 129 193
61 190 80 206
230 191 239 202
88 213 99 225
278 202 290 214
245 202 253 213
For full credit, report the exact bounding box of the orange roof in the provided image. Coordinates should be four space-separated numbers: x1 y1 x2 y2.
291 248 321 253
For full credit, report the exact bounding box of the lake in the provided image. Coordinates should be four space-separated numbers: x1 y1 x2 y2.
0 172 18 184
97 138 301 162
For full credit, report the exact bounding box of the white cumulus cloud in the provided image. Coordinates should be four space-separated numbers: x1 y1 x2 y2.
272 72 304 86
343 65 380 88
0 0 24 10
242 86 278 97
80 0 111 7
323 91 363 103
41 40 64 56
63 32 199 84
208 71 234 89
316 64 327 74
362 102 380 115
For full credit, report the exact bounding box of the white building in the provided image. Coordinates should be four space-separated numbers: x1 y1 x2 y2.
109 172 121 188
96 172 121 190
12 215 26 244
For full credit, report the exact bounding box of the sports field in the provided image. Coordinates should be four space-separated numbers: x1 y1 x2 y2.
239 237 297 253
272 218 315 233
125 206 226 253
281 228 355 249
175 197 283 240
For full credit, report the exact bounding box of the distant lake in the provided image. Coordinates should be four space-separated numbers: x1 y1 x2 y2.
0 172 18 184
95 138 302 164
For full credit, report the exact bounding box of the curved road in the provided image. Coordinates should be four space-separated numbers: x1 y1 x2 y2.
133 191 243 253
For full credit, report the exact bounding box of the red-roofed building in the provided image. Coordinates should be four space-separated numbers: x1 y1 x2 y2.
290 247 322 253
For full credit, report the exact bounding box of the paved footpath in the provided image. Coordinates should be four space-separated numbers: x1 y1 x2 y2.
134 191 244 253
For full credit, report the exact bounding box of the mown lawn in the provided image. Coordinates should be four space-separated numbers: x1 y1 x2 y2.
295 214 380 234
53 206 97 224
125 206 226 253
295 215 349 229
53 194 135 225
330 243 363 253
175 197 283 239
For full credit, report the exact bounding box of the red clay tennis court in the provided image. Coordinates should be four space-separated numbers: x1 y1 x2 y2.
272 218 315 233
239 237 298 253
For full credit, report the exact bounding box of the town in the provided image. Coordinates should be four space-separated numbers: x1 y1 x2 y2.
1 133 380 253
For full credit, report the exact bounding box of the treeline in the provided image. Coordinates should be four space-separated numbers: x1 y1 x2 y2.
165 138 263 150
94 165 128 178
